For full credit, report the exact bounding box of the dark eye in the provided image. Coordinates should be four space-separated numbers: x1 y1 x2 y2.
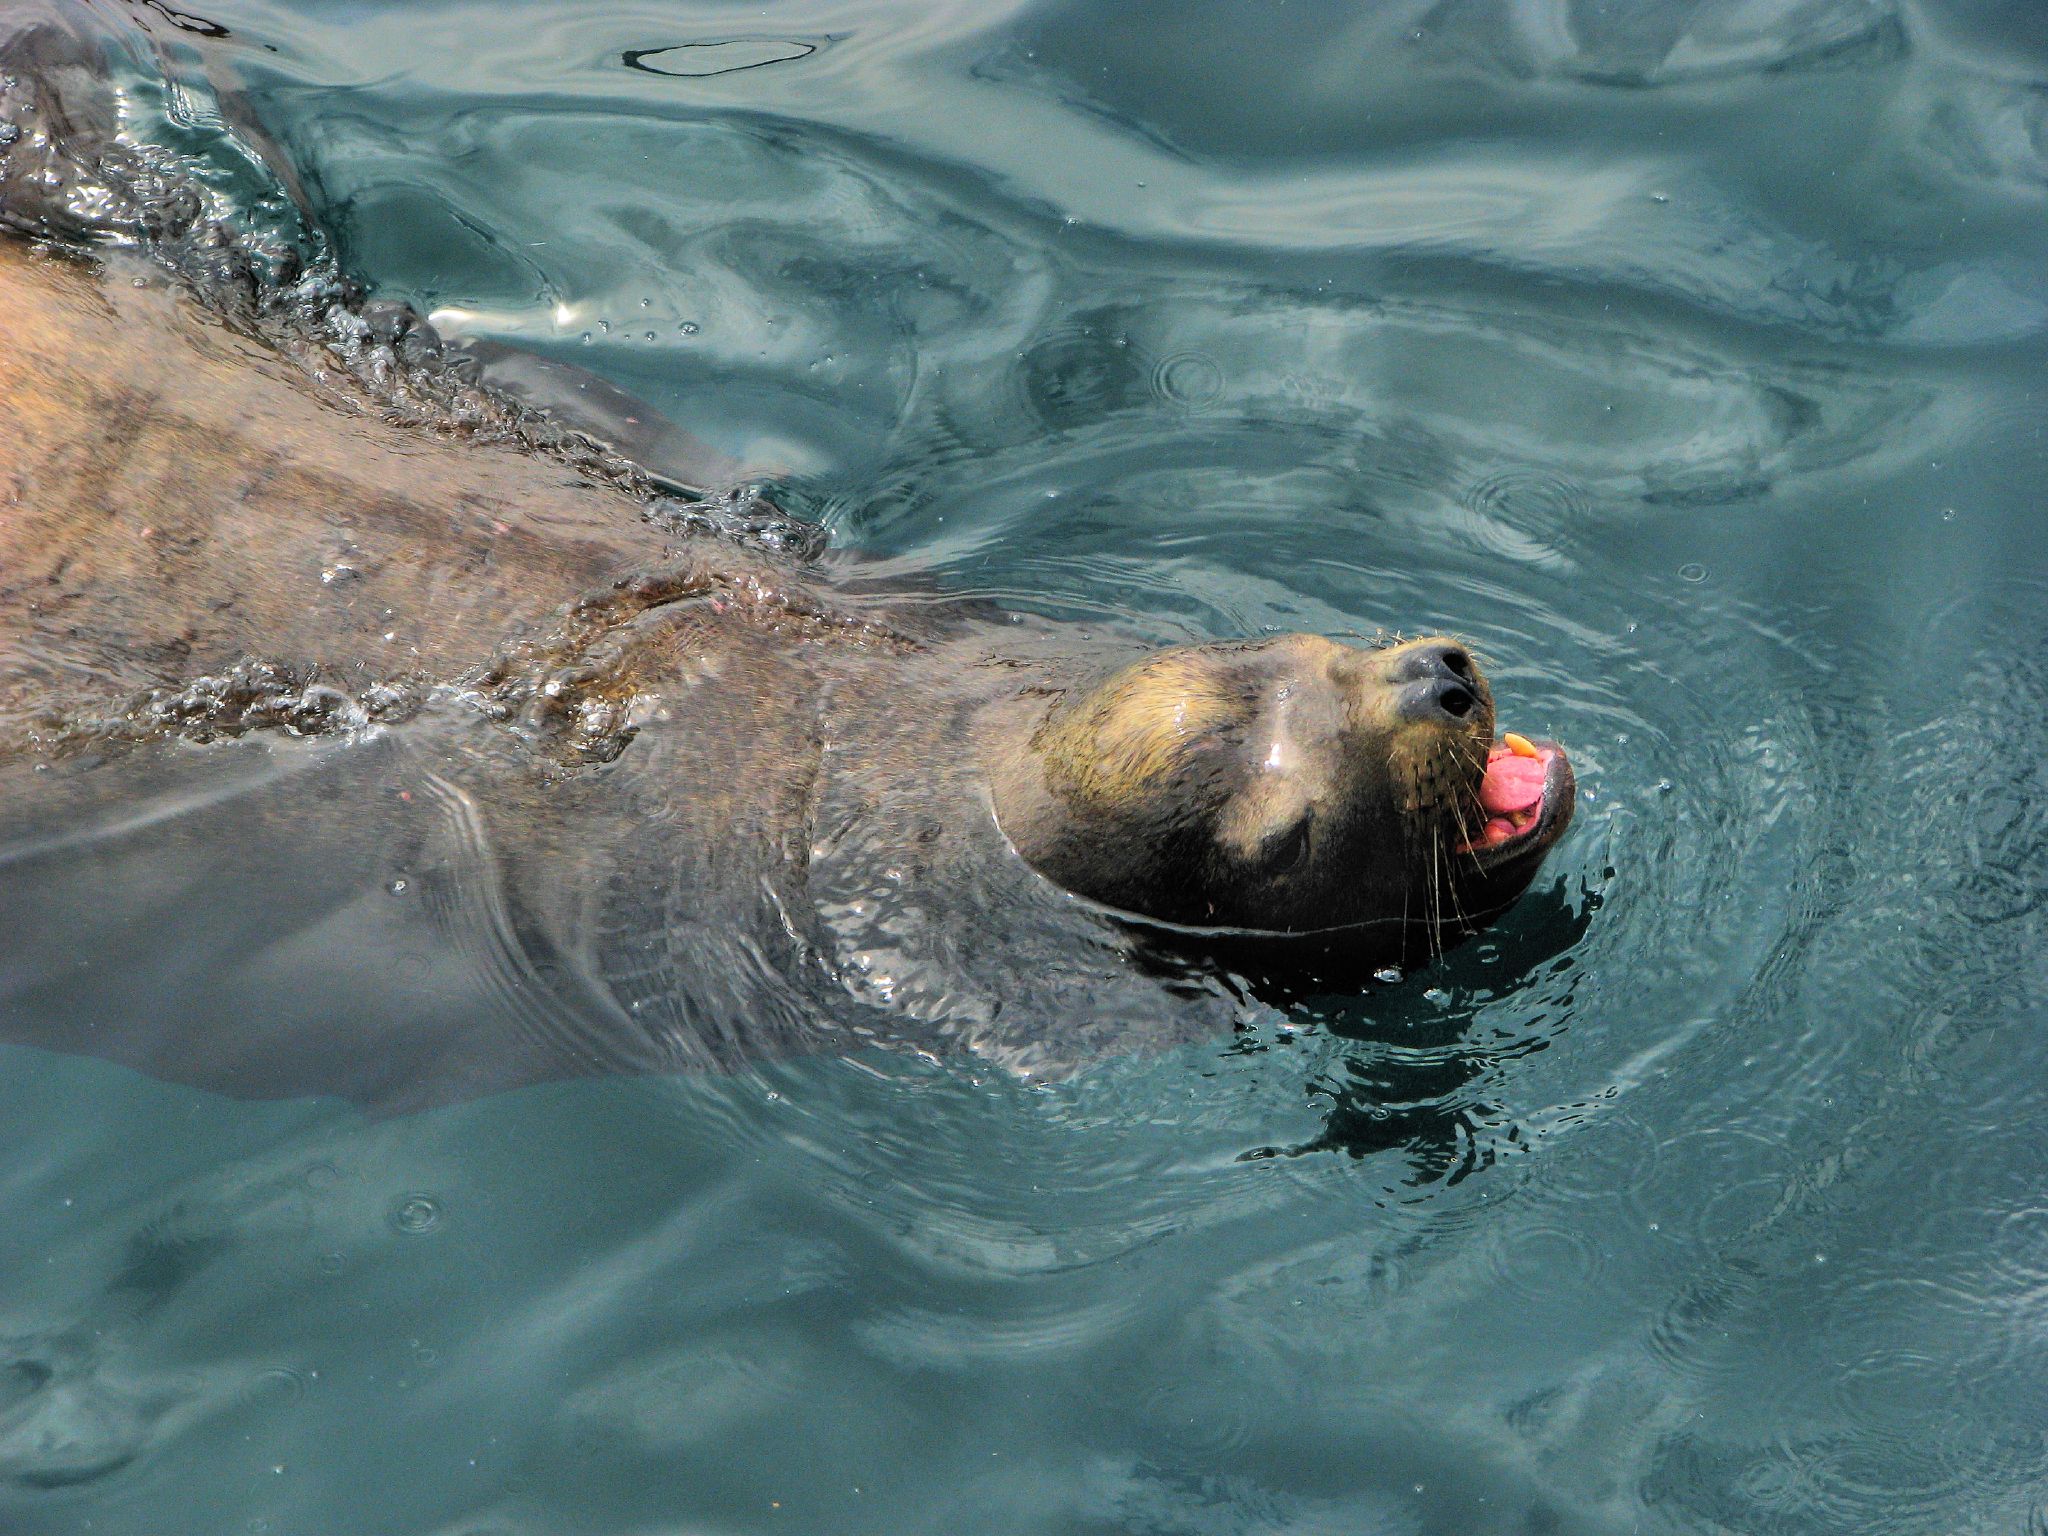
1262 819 1311 875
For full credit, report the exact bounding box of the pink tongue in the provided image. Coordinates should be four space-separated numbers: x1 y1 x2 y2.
1479 753 1546 815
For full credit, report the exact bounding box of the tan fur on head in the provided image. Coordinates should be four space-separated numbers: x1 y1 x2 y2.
1034 650 1242 810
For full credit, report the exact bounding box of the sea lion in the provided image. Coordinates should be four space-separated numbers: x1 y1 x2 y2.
0 27 1573 1102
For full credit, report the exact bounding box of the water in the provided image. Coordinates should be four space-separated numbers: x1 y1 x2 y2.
2 0 2046 1531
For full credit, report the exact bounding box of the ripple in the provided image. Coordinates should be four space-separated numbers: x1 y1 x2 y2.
387 1194 444 1236
1535 1105 1666 1201
562 1336 802 1452
1134 1374 1265 1462
1827 1345 1973 1432
857 1283 1148 1369
1151 350 1225 410
237 1365 312 1412
1451 469 1587 570
1016 321 1155 430
749 1054 1300 1281
1652 1129 1789 1248
1795 1429 2044 1533
1985 1200 2048 1300
1482 1213 1607 1299
1642 1263 1763 1387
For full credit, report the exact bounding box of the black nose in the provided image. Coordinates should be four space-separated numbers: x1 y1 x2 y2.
1392 642 1480 724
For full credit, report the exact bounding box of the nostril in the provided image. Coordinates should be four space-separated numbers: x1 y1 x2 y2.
1392 641 1478 688
1438 684 1475 719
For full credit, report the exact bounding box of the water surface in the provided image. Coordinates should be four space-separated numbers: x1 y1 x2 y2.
3 0 2046 1531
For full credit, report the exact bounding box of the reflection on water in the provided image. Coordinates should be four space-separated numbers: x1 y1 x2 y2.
3 0 2047 1531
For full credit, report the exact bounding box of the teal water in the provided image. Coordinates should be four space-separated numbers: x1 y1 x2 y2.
4 1 2048 1532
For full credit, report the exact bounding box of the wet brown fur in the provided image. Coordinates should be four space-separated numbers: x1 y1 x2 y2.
0 240 690 740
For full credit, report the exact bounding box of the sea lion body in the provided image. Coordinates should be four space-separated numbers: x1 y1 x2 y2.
0 241 1571 1102
0 240 1207 1093
0 28 1575 1104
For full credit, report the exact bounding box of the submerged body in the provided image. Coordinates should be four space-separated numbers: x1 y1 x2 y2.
0 233 1572 1106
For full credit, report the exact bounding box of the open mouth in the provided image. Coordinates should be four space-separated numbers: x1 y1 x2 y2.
1456 731 1574 859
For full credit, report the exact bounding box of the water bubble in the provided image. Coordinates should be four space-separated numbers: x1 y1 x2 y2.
678 321 700 336
389 1195 443 1236
1679 562 1708 582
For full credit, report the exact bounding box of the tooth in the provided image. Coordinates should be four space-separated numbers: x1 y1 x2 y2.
1505 732 1540 759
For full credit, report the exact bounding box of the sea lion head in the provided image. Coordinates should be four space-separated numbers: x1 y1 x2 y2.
991 634 1574 947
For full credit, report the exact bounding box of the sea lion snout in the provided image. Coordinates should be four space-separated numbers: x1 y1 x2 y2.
1386 639 1486 726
